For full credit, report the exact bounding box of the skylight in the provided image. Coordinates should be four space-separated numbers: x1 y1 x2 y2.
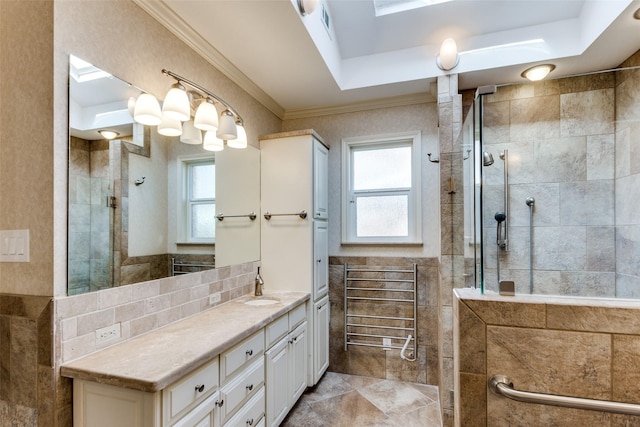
69 55 112 83
373 0 454 17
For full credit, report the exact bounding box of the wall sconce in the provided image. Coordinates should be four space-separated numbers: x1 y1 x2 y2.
130 69 246 151
436 38 459 71
98 130 119 140
521 64 556 81
298 0 319 15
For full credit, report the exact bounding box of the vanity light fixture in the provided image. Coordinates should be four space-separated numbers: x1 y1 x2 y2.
133 93 163 126
203 131 225 151
521 64 556 81
98 130 119 140
298 0 319 15
130 69 246 150
436 38 459 71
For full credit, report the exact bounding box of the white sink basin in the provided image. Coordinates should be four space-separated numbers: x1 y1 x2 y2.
243 297 280 306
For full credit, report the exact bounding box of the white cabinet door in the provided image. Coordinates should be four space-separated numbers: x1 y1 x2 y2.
313 140 329 220
265 337 289 427
289 322 308 403
313 221 329 300
313 296 330 385
172 392 220 427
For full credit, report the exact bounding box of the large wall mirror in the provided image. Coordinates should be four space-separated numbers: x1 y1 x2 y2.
68 55 260 295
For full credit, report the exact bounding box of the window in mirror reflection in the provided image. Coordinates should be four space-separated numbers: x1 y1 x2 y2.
183 157 215 243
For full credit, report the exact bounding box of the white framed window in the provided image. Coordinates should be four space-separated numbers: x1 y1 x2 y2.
342 131 422 244
178 156 215 243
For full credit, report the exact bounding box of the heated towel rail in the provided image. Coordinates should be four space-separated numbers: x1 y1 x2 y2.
171 258 215 276
344 264 417 354
489 374 640 416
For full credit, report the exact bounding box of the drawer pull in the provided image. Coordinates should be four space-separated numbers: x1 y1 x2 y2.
195 384 205 393
246 383 254 391
215 399 224 407
247 418 254 426
246 349 253 356
288 338 294 344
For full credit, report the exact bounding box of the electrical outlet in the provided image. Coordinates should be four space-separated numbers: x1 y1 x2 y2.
96 324 121 344
209 293 221 305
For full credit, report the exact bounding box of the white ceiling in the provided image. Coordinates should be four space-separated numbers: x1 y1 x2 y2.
134 0 640 119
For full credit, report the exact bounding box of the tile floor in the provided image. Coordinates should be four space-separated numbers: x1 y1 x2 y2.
281 372 443 426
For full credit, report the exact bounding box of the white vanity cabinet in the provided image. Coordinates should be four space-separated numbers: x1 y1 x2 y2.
265 304 308 427
67 295 309 427
260 130 330 387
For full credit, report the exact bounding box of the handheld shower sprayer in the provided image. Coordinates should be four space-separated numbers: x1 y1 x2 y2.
495 211 507 249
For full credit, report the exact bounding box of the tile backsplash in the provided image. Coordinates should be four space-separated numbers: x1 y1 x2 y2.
56 261 257 364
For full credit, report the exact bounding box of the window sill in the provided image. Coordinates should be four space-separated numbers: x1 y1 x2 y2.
341 241 423 247
176 241 215 246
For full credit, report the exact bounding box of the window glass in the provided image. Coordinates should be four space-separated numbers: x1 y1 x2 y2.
353 146 411 190
191 203 215 240
356 195 408 237
191 163 215 199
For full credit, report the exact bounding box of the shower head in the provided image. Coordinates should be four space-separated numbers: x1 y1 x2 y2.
482 151 494 166
494 212 506 223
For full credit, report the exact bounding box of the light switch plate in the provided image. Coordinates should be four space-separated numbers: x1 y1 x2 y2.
0 229 29 262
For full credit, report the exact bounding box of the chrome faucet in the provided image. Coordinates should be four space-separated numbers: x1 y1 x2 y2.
254 267 265 296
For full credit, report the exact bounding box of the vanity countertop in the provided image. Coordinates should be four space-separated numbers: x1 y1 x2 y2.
60 291 310 393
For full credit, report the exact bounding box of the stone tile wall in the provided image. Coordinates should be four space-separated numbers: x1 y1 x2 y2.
481 73 617 296
455 288 640 426
615 50 640 297
328 257 440 387
0 295 53 426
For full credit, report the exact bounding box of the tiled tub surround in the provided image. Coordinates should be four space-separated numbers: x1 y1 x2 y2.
328 257 441 387
61 290 309 391
454 288 640 426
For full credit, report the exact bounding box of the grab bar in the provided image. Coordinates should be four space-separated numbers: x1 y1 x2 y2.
263 210 307 220
489 375 640 416
215 212 257 221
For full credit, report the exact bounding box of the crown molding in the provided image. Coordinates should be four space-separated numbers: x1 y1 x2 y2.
282 92 436 120
133 0 286 119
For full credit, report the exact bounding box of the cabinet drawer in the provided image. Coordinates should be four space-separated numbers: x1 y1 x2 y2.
164 357 219 424
223 386 265 427
220 358 264 424
265 315 288 350
220 330 265 384
288 303 306 330
172 391 219 427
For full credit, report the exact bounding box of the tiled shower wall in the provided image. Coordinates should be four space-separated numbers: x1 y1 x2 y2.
615 50 640 296
481 73 618 296
68 138 113 294
328 256 440 386
455 288 640 426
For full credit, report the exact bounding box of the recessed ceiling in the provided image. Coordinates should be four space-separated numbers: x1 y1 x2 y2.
134 0 640 118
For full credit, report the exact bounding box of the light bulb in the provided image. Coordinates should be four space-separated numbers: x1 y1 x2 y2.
226 122 247 149
180 120 202 145
133 93 162 126
162 84 190 121
203 131 224 151
216 110 237 140
194 99 219 131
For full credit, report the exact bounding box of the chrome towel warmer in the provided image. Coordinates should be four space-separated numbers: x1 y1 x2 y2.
171 258 215 276
343 264 417 354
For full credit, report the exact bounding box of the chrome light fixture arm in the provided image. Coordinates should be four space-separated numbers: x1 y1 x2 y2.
162 69 244 125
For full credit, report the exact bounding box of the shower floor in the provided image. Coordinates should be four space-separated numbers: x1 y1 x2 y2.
281 372 443 426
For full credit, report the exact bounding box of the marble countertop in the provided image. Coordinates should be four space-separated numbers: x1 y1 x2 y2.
60 291 310 393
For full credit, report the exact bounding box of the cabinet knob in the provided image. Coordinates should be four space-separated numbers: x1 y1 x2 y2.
195 384 205 393
246 349 253 356
246 418 254 426
215 399 224 407
246 384 254 391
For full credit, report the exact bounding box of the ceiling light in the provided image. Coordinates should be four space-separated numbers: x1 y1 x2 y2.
157 115 182 137
436 38 459 71
162 83 191 121
298 0 318 15
133 93 163 126
521 64 556 81
217 110 238 140
180 120 202 145
634 8 640 19
203 131 225 151
226 121 247 149
98 130 119 140
194 99 219 132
